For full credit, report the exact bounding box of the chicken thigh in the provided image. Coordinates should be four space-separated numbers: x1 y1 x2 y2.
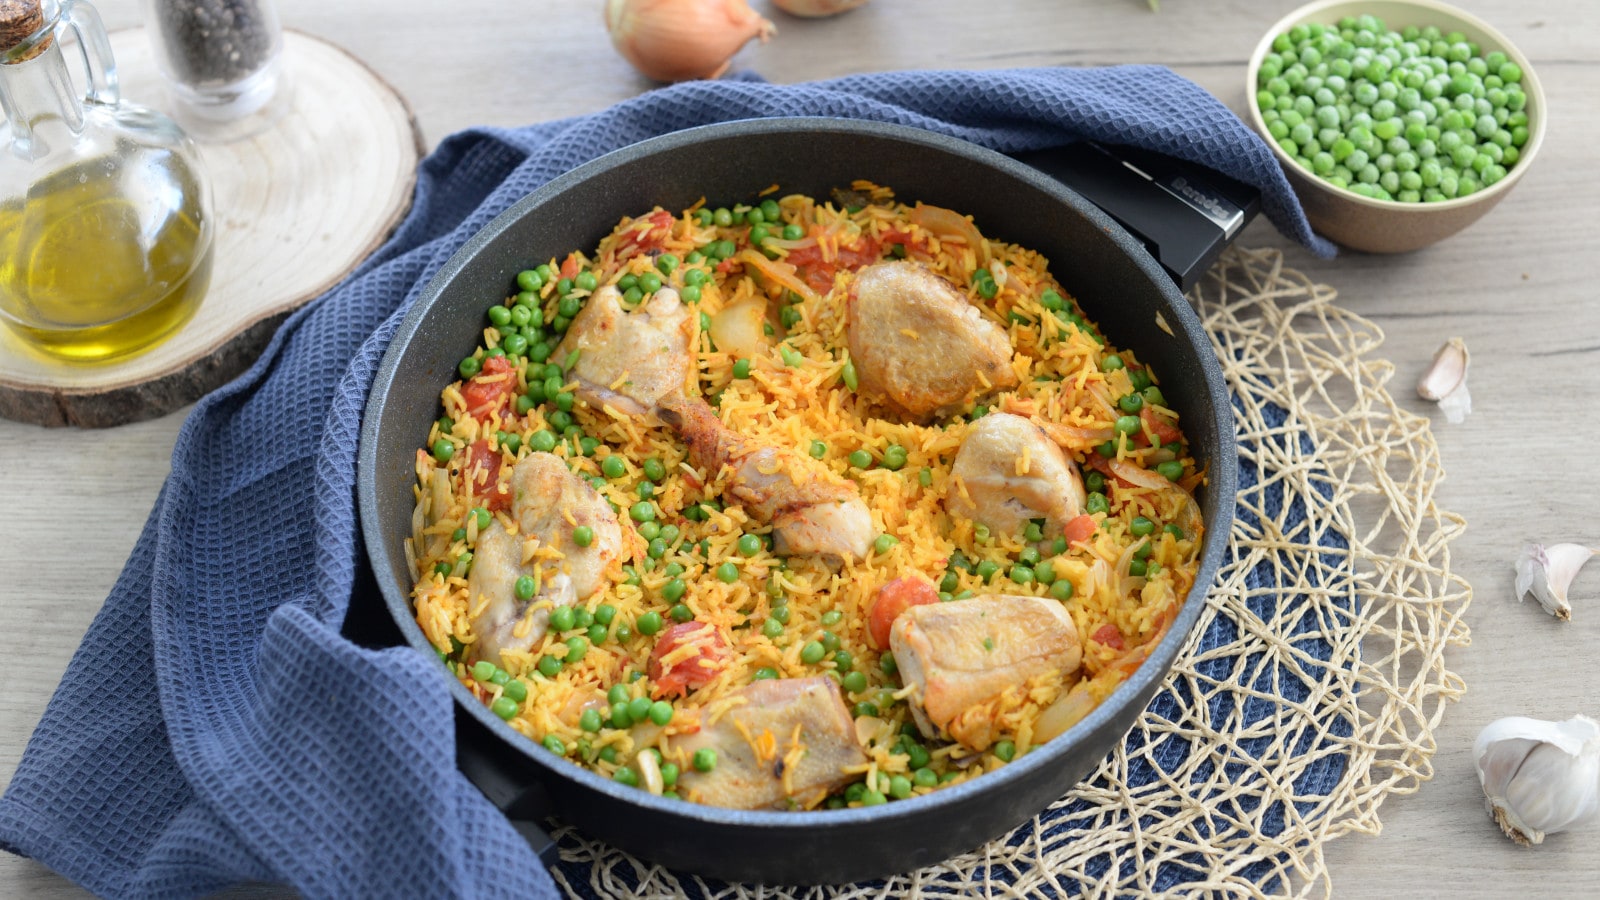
659 396 873 564
948 412 1086 538
846 261 1018 422
554 284 692 423
671 677 867 810
467 452 623 666
890 594 1082 751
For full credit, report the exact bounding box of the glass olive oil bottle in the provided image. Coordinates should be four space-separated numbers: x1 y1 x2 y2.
0 0 213 363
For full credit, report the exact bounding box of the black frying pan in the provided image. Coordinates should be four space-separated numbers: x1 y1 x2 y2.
357 118 1237 885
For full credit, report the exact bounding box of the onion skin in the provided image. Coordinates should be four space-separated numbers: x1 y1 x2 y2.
772 0 869 17
605 0 776 83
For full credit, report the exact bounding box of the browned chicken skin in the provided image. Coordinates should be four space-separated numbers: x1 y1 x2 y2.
554 284 692 424
658 396 873 564
889 594 1083 751
846 261 1019 422
467 452 624 667
671 677 867 810
948 412 1087 537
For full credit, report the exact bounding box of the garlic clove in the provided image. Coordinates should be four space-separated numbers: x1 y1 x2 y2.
1514 542 1597 621
605 0 776 83
772 0 869 16
1417 337 1471 423
1475 715 1600 845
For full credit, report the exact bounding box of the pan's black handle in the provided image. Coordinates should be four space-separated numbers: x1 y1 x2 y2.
455 716 560 867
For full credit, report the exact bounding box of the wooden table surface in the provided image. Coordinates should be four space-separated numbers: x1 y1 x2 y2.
4 0 1596 895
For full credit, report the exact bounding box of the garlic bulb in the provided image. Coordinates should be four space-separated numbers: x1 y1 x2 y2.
1416 337 1471 424
605 0 775 83
1515 542 1597 621
772 0 869 17
1475 715 1600 845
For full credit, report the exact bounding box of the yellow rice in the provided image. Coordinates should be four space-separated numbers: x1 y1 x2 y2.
408 185 1205 806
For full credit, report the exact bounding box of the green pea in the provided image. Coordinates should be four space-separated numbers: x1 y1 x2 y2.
629 501 656 523
693 748 718 772
548 410 573 432
537 655 563 678
782 223 804 240
1157 460 1185 481
550 606 576 632
516 269 544 292
512 575 536 601
737 534 763 557
770 605 791 625
888 775 913 800
731 358 751 379
470 660 496 681
1086 492 1109 515
779 345 803 367
853 702 880 719
658 524 680 545
849 449 873 469
880 653 897 675
842 671 868 693
622 697 650 723
572 525 594 547
1119 393 1145 414
607 684 631 706
809 440 827 459
780 305 802 329
801 641 825 664
587 622 608 644
1009 565 1035 585
1130 516 1156 536
636 605 662 634
820 630 840 653
753 666 780 681
994 739 1016 762
1129 559 1148 578
431 439 455 463
1114 415 1142 436
609 704 633 729
565 637 589 663
579 707 602 732
975 560 1000 582
881 445 908 471
492 696 519 719
635 459 662 484
1164 523 1186 540
760 199 781 221
648 700 674 726
529 429 557 452
874 534 898 555
613 766 638 787
716 561 739 583
918 467 933 488
1018 546 1041 566
840 361 859 391
1035 560 1057 585
1050 580 1074 602
660 762 680 787
669 603 693 623
602 456 626 479
662 578 687 602
762 617 783 638
598 744 618 764
913 767 938 788
713 207 733 227
648 538 668 559
749 225 770 245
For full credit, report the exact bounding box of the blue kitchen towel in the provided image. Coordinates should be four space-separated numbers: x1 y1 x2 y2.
0 67 1332 898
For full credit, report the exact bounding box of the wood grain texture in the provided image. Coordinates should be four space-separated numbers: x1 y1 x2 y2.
2 0 1597 896
0 29 421 427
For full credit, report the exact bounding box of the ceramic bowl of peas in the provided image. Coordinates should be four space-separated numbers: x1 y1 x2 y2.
1247 0 1546 252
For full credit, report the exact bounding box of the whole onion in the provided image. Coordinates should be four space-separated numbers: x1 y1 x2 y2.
605 0 776 83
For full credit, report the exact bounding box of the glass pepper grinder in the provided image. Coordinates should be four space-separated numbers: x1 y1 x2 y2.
0 0 214 363
140 0 290 141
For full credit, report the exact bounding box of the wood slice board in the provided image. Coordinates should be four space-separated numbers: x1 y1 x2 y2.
0 28 423 428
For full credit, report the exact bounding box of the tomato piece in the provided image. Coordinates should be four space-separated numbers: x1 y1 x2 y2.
785 236 881 294
648 622 729 698
1140 407 1183 446
617 210 676 257
1091 623 1125 652
867 576 940 650
558 254 581 281
461 355 517 421
1061 514 1096 547
463 439 511 513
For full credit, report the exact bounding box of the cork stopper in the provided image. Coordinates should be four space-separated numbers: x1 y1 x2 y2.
0 0 52 64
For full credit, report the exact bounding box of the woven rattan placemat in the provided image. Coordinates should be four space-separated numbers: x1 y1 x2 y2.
549 246 1472 898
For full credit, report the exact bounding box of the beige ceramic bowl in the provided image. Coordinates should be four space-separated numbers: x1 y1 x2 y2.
1246 0 1546 253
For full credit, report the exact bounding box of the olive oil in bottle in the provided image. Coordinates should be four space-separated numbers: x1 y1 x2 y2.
0 0 214 364
0 147 212 362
